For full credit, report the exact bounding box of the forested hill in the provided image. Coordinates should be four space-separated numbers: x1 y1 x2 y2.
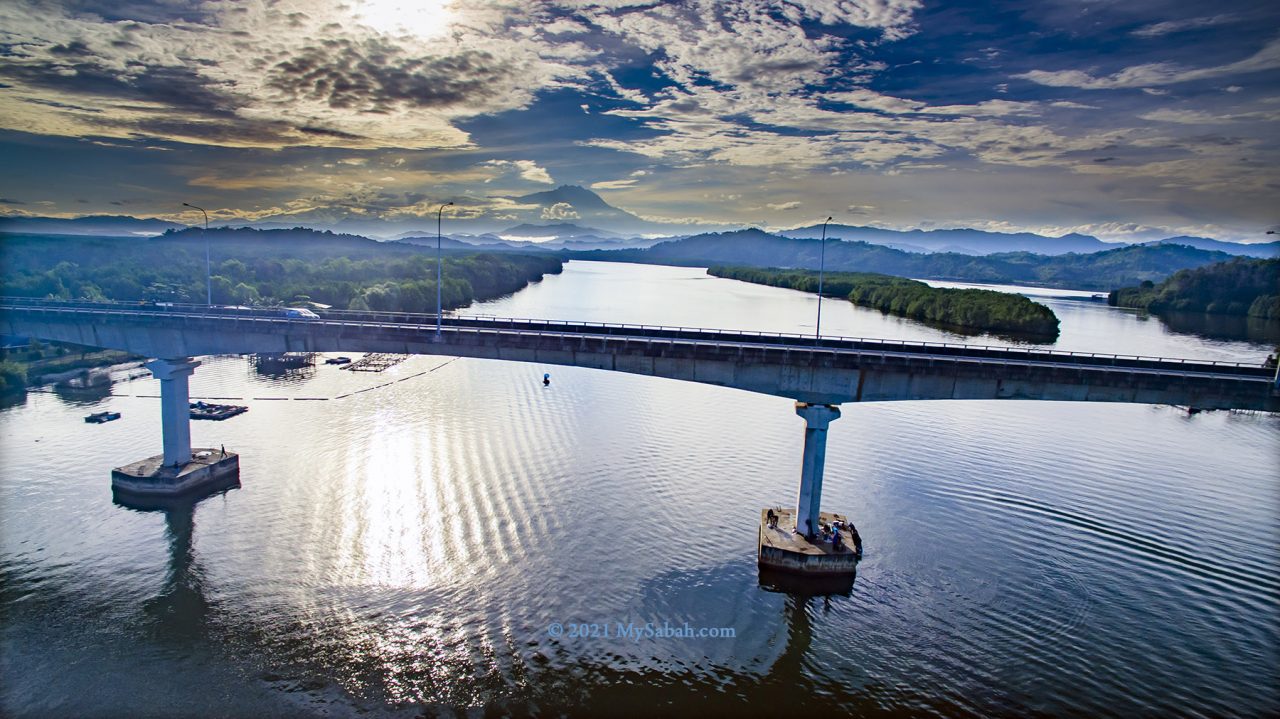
570 229 1236 290
1108 258 1280 320
0 229 563 313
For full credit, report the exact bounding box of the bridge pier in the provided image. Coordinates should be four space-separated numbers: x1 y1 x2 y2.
110 357 239 500
146 357 200 466
794 401 840 539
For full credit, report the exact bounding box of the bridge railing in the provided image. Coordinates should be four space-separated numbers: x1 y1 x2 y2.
1 296 1271 375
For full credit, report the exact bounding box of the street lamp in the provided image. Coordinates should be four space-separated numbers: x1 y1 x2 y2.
182 203 212 305
814 216 833 344
436 201 454 338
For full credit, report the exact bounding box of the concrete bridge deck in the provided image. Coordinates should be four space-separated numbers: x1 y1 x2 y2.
2 297 1275 411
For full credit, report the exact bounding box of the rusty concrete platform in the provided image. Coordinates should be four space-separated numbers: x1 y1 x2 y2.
112 448 240 498
758 507 861 576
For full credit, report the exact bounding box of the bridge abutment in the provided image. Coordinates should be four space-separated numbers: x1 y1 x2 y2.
794 401 840 539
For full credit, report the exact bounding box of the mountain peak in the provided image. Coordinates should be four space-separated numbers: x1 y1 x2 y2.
511 184 615 212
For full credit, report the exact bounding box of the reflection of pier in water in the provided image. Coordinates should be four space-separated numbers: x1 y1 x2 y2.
114 477 240 639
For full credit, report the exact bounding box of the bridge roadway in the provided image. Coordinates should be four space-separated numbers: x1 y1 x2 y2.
5 297 1276 540
3 297 1275 411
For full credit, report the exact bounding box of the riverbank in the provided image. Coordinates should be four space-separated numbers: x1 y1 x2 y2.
0 342 145 393
709 265 1061 339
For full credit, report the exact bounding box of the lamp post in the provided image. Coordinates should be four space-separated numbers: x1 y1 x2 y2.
814 216 833 344
436 201 454 338
182 202 211 305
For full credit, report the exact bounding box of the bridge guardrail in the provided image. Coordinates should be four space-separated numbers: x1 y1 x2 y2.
1 296 1272 378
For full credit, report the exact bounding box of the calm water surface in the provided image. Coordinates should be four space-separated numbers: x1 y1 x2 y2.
2 261 1277 717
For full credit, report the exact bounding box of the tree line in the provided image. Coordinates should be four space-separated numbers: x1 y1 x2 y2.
708 266 1060 338
1108 257 1279 320
0 230 563 312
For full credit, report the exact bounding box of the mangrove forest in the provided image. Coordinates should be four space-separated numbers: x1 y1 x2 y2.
709 266 1061 339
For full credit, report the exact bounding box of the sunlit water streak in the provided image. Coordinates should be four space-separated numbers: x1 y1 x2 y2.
1 261 1277 717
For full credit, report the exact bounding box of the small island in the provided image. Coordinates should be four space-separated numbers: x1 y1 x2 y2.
1108 257 1279 320
709 266 1061 339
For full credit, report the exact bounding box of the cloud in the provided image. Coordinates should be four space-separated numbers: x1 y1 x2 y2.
541 201 579 220
1138 108 1280 124
0 1 591 149
767 201 801 210
591 179 638 189
1016 37 1280 90
1131 15 1237 38
483 159 554 184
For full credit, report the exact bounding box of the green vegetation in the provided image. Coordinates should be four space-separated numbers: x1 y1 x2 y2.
0 338 147 389
709 266 1060 338
0 228 563 312
1108 258 1280 320
0 360 26 396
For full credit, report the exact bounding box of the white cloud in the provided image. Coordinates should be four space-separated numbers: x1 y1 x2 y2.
767 201 801 210
483 159 555 184
1139 108 1280 124
542 201 580 220
591 179 638 189
1017 38 1280 90
1131 15 1237 38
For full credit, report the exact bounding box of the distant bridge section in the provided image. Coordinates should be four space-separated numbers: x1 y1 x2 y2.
4 297 1276 412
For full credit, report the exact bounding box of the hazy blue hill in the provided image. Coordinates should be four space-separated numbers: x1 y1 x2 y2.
781 224 1112 255
0 215 187 236
1141 236 1279 258
500 223 619 238
587 230 1235 290
780 224 1276 258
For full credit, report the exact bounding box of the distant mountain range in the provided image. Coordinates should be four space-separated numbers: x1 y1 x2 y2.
780 223 1278 258
0 214 187 236
569 229 1246 291
3 224 1254 293
3 188 1276 260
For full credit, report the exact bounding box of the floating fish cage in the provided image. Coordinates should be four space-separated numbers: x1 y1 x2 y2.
250 352 317 370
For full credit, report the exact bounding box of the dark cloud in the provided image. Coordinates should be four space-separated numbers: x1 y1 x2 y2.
265 38 516 112
0 61 237 116
298 125 365 141
0 198 26 204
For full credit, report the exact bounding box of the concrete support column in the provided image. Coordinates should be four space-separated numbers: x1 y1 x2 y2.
794 401 841 539
145 358 200 467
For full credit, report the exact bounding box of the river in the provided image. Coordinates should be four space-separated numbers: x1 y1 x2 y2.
1 260 1277 717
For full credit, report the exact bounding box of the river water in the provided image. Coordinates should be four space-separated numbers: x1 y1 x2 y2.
2 260 1277 717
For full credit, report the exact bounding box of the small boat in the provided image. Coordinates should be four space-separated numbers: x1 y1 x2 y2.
85 411 121 424
325 356 352 365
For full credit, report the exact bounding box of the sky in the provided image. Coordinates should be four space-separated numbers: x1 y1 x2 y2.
0 0 1278 240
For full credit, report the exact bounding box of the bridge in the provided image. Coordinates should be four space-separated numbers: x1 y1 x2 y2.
4 297 1277 539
